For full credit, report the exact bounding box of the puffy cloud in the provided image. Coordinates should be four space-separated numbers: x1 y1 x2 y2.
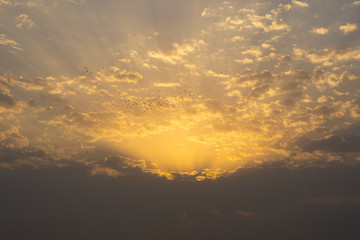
311 27 328 35
339 23 358 34
97 68 143 84
293 46 360 65
16 14 35 30
235 58 254 64
247 14 290 32
0 127 29 149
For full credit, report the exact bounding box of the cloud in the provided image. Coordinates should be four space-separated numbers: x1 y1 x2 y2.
237 70 274 85
0 0 45 7
293 46 360 65
295 135 360 153
0 34 22 50
153 82 181 88
0 127 29 149
201 8 209 17
16 76 50 90
266 18 290 32
16 14 35 30
98 68 143 84
112 70 143 84
292 0 309 8
247 13 290 32
235 210 262 220
297 196 360 205
68 0 87 5
235 58 254 64
249 84 271 99
311 27 328 35
90 165 125 177
228 35 244 42
0 0 12 5
0 91 15 107
148 39 205 64
339 23 358 34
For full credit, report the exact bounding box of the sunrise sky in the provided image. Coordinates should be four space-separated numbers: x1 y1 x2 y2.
1 0 360 239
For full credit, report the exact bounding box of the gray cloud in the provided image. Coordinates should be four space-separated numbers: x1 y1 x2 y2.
294 134 360 153
0 91 15 107
249 84 271 98
297 196 360 205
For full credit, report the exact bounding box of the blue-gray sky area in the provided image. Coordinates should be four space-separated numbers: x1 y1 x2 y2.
1 0 360 239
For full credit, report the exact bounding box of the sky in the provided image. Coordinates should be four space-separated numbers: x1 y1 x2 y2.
1 0 360 239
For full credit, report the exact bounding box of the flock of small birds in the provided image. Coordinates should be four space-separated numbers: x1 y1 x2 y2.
81 66 224 113
82 66 93 76
120 91 197 112
122 96 176 111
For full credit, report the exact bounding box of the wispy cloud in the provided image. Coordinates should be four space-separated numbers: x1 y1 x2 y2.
292 0 309 8
0 34 22 50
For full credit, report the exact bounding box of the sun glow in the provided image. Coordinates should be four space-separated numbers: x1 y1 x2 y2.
122 129 217 172
109 103 286 179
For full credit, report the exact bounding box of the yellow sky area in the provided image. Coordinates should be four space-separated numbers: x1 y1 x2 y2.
107 107 289 178
121 129 217 173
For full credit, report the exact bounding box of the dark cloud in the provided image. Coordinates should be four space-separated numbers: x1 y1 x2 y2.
311 105 335 116
280 81 299 92
292 70 311 81
295 135 360 153
0 91 15 107
249 84 271 98
297 196 360 205
236 71 274 85
17 76 49 87
235 210 262 220
333 121 360 136
0 74 12 89
1 165 360 240
280 98 296 107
